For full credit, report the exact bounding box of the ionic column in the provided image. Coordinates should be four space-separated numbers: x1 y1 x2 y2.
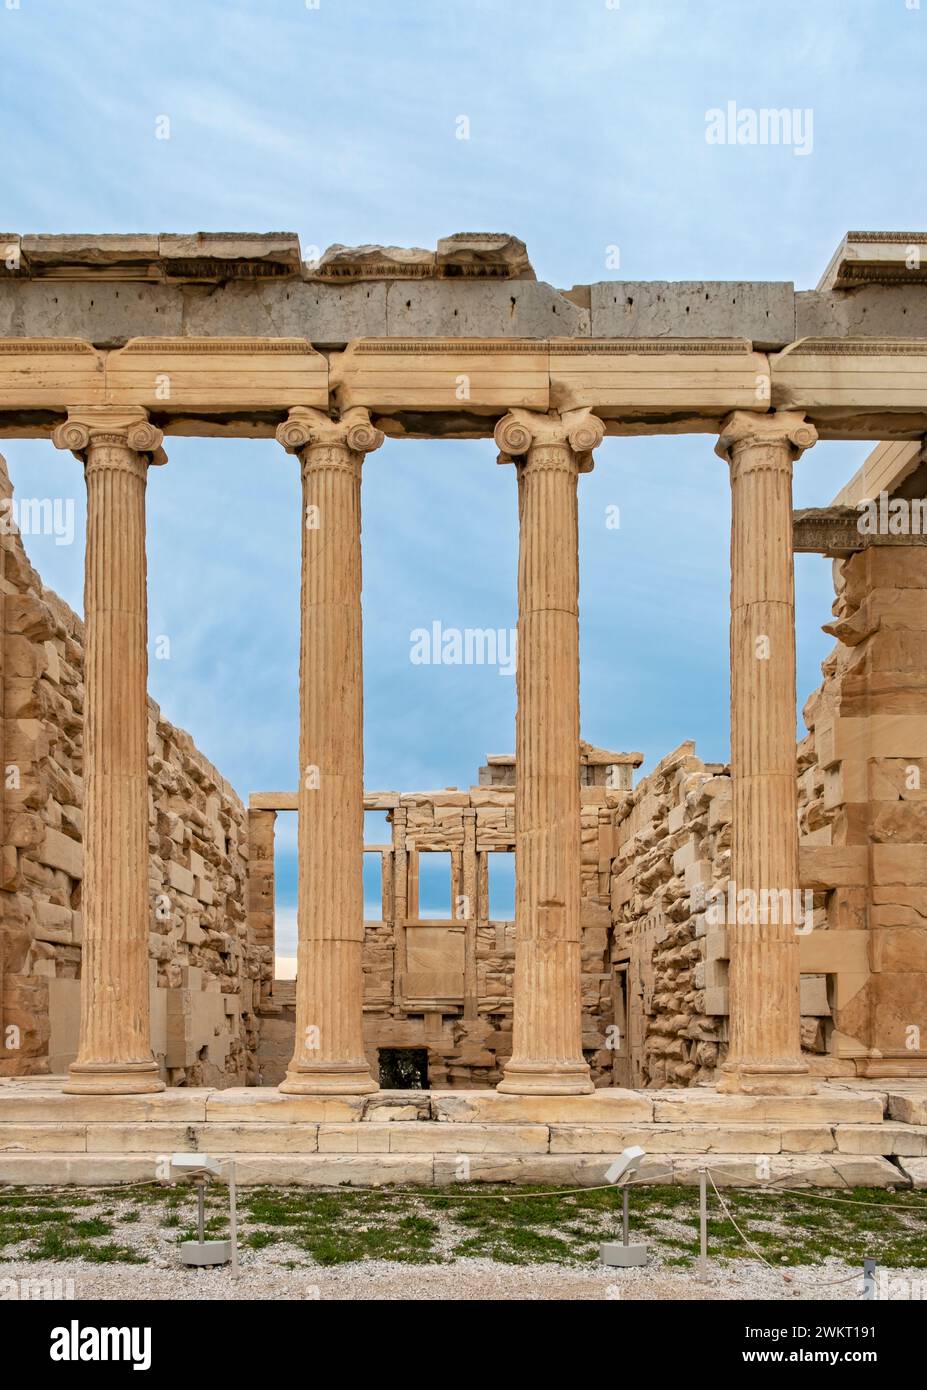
52 409 166 1094
275 407 382 1094
715 411 818 1095
494 408 604 1095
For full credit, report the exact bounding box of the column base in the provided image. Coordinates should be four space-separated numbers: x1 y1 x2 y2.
718 1059 815 1096
497 1059 594 1096
63 1062 165 1096
279 1061 379 1096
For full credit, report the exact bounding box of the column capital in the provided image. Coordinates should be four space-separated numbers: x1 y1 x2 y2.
276 406 384 457
51 408 166 465
715 410 818 465
494 408 605 472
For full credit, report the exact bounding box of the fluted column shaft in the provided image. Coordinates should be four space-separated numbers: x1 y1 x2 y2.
53 411 165 1094
276 407 382 1095
495 409 603 1095
716 411 817 1095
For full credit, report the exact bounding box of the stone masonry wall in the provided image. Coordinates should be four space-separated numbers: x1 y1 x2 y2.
255 747 637 1089
0 455 269 1085
796 543 927 1076
609 743 731 1088
609 538 927 1087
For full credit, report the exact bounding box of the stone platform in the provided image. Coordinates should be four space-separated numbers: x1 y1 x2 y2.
0 1080 925 1189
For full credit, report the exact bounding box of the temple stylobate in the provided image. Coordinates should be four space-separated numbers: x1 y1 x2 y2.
1 230 926 1187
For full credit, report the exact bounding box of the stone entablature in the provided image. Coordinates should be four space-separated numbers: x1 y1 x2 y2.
818 232 927 291
3 333 927 442
4 230 927 348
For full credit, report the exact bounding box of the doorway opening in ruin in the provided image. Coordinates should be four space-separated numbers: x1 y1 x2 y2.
611 965 631 1088
487 850 515 920
378 1048 429 1089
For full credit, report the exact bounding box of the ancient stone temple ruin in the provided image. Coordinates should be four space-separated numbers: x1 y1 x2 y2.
0 229 926 1187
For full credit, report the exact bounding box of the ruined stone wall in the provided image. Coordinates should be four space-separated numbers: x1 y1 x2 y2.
0 456 268 1085
255 747 635 1089
607 742 835 1089
608 538 927 1087
796 544 927 1077
608 743 731 1088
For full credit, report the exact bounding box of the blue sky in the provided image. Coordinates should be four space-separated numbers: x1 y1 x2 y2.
2 0 924 946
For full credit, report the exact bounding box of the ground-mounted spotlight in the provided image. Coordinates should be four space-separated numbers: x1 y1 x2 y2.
166 1153 238 1274
600 1145 648 1268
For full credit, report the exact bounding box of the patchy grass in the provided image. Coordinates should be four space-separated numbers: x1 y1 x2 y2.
0 1182 923 1270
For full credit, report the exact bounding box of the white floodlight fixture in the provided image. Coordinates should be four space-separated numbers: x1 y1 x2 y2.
604 1145 646 1188
601 1145 649 1268
169 1152 222 1180
163 1152 238 1275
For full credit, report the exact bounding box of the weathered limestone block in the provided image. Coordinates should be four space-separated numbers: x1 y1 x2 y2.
435 233 534 279
672 1153 902 1188
35 829 81 880
835 1123 927 1156
549 1124 789 1154
430 1152 670 1186
0 1123 87 1152
432 1089 652 1124
887 1092 927 1126
385 280 590 339
652 1089 883 1124
205 1089 366 1123
0 1154 160 1185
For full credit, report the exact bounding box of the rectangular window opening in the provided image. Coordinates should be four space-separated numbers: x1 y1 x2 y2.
418 850 452 919
487 850 515 920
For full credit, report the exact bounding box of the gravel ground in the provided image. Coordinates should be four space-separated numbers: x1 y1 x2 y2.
0 1250 911 1301
3 1183 923 1301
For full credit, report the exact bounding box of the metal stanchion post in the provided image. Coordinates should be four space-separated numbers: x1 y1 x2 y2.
697 1166 709 1282
862 1257 877 1300
228 1161 238 1281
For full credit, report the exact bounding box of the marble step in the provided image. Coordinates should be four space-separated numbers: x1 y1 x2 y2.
0 1150 913 1189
